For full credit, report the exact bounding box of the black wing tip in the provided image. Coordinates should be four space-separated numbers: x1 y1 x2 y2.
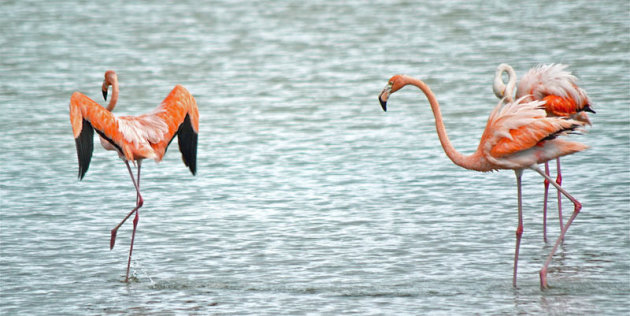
77 158 89 180
177 114 198 176
541 123 583 141
187 131 198 176
75 119 94 181
78 168 87 180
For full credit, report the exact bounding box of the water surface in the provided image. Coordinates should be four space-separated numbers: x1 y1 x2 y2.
1 0 629 314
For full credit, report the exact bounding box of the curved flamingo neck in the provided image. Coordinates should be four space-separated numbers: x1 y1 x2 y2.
493 64 517 102
104 71 119 112
106 78 119 111
399 76 484 171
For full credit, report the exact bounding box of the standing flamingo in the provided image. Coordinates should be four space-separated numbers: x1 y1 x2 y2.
69 70 199 282
493 64 594 242
378 74 588 289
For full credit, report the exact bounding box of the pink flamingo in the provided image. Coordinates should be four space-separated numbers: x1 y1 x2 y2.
493 64 594 242
69 70 199 282
379 74 588 289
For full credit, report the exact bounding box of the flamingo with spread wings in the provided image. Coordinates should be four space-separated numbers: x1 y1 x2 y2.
379 74 588 289
69 70 199 282
493 64 594 242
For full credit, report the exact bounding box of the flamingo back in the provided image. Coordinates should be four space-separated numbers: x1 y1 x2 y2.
516 64 591 117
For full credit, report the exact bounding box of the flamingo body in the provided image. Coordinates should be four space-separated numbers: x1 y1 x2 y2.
69 71 199 282
493 63 594 243
379 74 587 288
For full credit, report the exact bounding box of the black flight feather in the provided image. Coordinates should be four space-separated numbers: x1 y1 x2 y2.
177 114 197 175
75 119 94 180
541 124 582 142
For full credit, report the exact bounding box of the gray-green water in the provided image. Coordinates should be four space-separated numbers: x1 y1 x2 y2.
1 0 629 314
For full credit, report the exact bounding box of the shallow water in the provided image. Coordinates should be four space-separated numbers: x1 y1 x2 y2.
1 0 629 314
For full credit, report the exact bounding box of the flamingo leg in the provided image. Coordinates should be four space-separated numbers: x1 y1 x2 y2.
126 205 140 282
542 162 550 243
136 161 141 204
556 158 564 239
125 160 142 282
110 161 143 250
107 160 143 282
530 165 581 289
513 170 524 288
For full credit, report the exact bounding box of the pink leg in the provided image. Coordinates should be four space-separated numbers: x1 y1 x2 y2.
125 206 140 282
530 166 581 289
542 162 550 243
513 170 524 288
110 161 143 250
125 160 142 282
108 160 143 282
556 158 564 238
136 160 141 204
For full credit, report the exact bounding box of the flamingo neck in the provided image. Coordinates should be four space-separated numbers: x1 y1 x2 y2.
106 79 119 111
493 64 517 102
401 76 484 171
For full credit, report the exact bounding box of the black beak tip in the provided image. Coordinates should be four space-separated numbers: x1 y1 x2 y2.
584 105 596 114
102 90 108 101
379 96 387 112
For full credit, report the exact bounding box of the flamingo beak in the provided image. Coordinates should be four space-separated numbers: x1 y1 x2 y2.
379 85 391 112
102 80 109 101
583 104 596 114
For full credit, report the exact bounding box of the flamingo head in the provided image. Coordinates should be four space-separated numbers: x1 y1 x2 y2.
492 63 517 101
492 73 506 99
102 70 118 101
378 75 407 112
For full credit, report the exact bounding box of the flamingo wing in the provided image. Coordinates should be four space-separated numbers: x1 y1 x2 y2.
69 92 124 179
145 84 199 175
480 98 587 169
73 116 94 179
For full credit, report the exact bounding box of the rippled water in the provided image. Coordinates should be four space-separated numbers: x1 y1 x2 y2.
1 0 629 314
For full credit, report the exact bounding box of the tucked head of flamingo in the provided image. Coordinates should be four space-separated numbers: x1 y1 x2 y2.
492 63 517 101
378 74 409 111
101 70 119 111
